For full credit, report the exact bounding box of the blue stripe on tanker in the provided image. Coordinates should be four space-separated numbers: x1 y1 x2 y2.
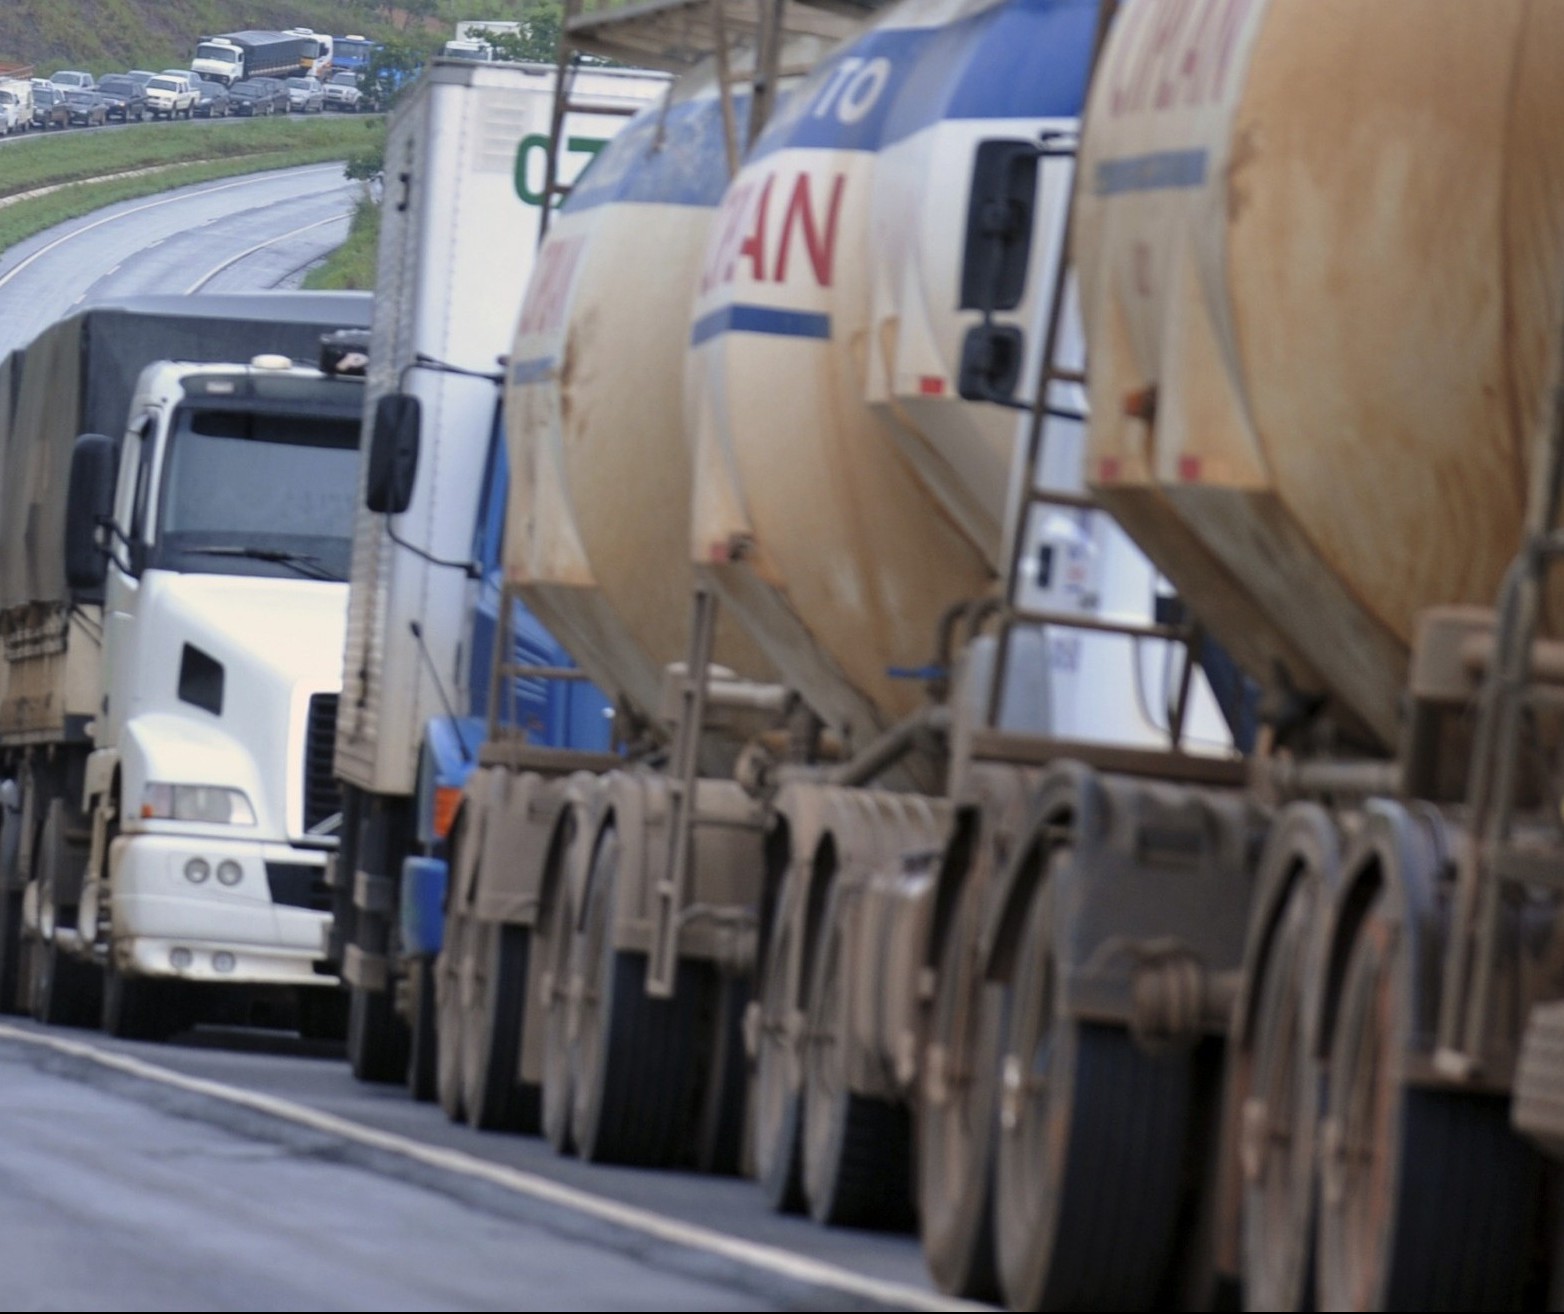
510 355 557 386
690 305 833 347
562 0 1098 216
1095 149 1210 195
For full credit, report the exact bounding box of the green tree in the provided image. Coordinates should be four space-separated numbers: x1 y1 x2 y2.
361 35 436 111
484 5 564 64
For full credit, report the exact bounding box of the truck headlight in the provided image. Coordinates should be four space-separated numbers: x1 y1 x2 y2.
141 783 257 826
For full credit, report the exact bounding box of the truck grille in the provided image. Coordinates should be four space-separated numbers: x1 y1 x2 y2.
303 694 342 836
266 862 332 912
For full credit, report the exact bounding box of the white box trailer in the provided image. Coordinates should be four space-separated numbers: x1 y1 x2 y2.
329 59 669 1083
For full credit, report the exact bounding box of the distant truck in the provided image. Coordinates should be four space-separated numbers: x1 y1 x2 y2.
285 29 334 81
0 293 372 1040
332 36 378 76
191 32 313 88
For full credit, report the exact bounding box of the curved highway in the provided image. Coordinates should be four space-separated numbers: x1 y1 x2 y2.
0 162 358 358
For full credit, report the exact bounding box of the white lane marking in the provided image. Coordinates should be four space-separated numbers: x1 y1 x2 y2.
0 165 342 293
184 209 351 294
0 1024 976 1312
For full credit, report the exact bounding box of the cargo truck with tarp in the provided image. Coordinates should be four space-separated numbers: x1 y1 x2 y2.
0 292 372 1041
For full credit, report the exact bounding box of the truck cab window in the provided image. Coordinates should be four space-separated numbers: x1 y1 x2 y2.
152 407 360 580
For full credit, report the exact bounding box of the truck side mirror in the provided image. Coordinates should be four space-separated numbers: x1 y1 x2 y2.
366 393 421 515
65 433 117 597
959 139 1041 314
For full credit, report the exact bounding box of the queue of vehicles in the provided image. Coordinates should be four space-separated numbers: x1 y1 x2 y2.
10 1 1564 1310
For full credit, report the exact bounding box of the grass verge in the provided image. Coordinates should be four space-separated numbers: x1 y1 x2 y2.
0 117 387 258
304 195 381 291
0 116 383 199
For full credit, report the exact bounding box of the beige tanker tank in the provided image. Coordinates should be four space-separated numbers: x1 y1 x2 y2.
687 0 1102 753
1075 0 1564 749
505 70 774 726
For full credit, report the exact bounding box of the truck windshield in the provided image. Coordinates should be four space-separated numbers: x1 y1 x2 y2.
155 407 359 581
195 44 235 62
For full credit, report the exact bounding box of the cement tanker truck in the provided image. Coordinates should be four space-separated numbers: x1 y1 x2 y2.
933 0 1564 1309
441 0 1248 1285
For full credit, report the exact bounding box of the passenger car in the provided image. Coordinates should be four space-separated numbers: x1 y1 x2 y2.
285 76 325 114
322 71 361 113
228 81 279 117
31 86 71 129
62 90 107 127
193 80 231 118
95 75 148 123
144 75 197 119
49 70 94 91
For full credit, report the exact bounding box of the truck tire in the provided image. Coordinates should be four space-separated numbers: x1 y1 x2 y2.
691 969 747 1175
29 800 99 1029
993 864 1193 1311
297 988 349 1042
461 921 538 1133
752 908 805 1212
1240 881 1319 1312
435 913 468 1123
539 873 576 1155
347 979 408 1083
800 887 913 1230
0 801 25 1016
1316 896 1543 1311
405 954 438 1102
571 825 703 1167
101 956 185 1042
918 894 1003 1299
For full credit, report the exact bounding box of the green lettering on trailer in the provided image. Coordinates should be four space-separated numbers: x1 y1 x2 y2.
515 135 608 207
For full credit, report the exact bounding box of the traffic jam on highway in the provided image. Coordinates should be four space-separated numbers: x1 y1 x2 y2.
2 0 1564 1309
0 28 374 134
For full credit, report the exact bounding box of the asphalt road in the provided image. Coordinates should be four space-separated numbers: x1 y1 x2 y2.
0 1020 945 1311
0 161 358 358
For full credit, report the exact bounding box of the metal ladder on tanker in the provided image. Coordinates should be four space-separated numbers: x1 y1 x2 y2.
977 0 1205 756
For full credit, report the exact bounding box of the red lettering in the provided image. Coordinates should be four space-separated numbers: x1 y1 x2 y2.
773 173 845 287
1207 0 1254 103
701 180 751 293
738 176 774 283
1151 0 1196 110
517 237 583 336
1171 0 1220 107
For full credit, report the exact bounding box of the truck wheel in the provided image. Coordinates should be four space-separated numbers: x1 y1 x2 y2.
539 873 576 1154
101 956 184 1042
461 921 538 1133
0 799 25 1016
801 887 913 1230
1316 896 1543 1310
691 969 747 1175
918 892 1003 1299
1240 881 1319 1311
571 825 703 1167
347 979 407 1083
435 913 468 1123
994 859 1193 1311
29 800 99 1029
752 907 806 1211
405 955 437 1102
297 988 349 1042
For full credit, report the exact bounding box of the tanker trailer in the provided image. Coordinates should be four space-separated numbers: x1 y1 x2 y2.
449 64 797 1171
1061 0 1564 1309
688 0 1247 1297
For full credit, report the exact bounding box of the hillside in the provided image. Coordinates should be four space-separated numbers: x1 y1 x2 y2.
0 1 538 76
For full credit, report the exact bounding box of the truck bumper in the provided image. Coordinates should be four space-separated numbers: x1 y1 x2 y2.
111 833 336 988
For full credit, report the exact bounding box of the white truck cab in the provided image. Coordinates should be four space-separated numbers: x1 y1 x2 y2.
64 352 364 1036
